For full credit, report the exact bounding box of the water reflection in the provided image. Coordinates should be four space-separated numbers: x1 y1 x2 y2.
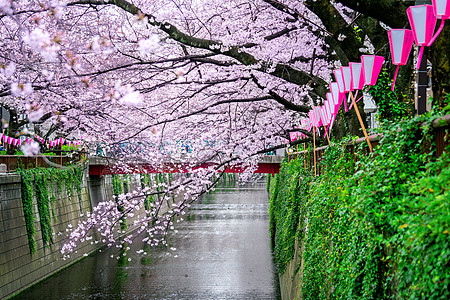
13 178 281 300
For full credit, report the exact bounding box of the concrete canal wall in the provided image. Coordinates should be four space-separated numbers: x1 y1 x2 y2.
0 168 158 300
278 239 302 300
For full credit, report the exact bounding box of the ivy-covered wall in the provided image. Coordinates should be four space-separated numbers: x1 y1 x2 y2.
0 168 176 300
270 114 450 299
0 166 92 300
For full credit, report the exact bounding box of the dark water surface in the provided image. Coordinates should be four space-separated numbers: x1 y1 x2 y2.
14 179 281 300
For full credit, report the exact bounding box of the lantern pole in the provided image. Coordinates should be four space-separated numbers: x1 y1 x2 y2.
303 143 306 171
350 92 373 152
313 126 317 176
417 49 428 115
415 0 432 115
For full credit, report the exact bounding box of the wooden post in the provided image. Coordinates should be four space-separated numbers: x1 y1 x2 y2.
296 144 299 159
313 127 317 176
303 143 307 171
350 92 373 152
60 142 63 166
325 128 331 144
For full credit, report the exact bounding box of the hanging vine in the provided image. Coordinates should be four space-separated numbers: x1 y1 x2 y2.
17 165 85 253
112 174 127 231
34 170 53 247
18 169 36 254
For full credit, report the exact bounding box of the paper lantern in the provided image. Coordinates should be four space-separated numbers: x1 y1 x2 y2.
341 67 352 92
326 93 334 110
325 97 332 121
407 5 437 68
433 0 450 19
318 107 325 126
334 68 345 94
321 106 329 125
313 107 322 127
387 29 414 90
361 55 385 86
289 132 297 142
349 62 364 90
388 29 414 65
427 0 450 45
340 67 352 112
308 111 316 129
329 82 343 108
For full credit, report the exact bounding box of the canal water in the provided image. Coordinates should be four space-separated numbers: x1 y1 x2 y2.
13 177 281 300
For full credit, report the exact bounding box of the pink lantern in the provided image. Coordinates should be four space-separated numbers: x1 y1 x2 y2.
324 99 332 122
317 108 324 127
329 82 343 108
313 107 322 127
361 55 385 86
349 62 364 90
320 106 328 125
433 0 450 18
334 69 345 94
342 67 352 92
326 93 334 111
387 29 414 90
333 68 347 119
289 132 297 142
326 94 335 123
428 0 450 45
341 66 352 112
407 5 437 68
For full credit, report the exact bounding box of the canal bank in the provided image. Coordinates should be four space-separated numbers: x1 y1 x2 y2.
0 168 176 300
10 177 281 299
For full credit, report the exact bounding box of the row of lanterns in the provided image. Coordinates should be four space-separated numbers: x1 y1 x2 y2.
0 135 82 148
34 135 83 147
296 0 449 150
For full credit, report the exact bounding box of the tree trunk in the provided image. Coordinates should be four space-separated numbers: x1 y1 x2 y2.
6 109 20 155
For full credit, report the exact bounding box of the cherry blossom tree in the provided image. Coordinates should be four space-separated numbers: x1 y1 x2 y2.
0 0 447 255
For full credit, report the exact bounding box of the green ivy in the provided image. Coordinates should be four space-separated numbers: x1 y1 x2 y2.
269 156 311 274
34 170 53 247
270 112 449 299
17 166 84 253
112 174 127 231
140 173 154 211
18 169 36 254
368 68 410 120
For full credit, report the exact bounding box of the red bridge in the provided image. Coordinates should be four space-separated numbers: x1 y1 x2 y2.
88 156 283 177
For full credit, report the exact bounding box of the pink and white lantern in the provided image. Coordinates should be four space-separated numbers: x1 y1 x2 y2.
342 67 353 111
349 62 364 91
433 0 450 18
407 5 437 68
341 67 352 92
329 82 343 109
428 0 450 45
361 55 385 86
387 29 414 90
334 68 348 110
